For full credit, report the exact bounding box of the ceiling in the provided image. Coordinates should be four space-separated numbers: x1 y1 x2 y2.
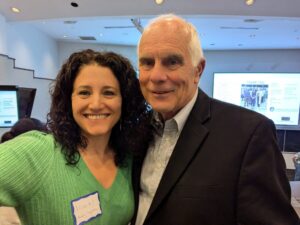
0 0 300 50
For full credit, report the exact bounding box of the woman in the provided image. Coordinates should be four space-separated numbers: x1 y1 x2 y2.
0 49 152 225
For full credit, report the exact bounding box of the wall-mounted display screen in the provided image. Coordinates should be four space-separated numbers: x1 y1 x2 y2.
0 86 19 127
213 73 300 130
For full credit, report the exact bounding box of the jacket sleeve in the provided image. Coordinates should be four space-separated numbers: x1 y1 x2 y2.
237 118 300 225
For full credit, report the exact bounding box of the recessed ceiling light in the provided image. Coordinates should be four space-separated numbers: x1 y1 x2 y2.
155 0 164 5
63 35 68 38
71 2 79 7
11 7 21 13
244 19 261 23
64 20 77 24
245 0 255 6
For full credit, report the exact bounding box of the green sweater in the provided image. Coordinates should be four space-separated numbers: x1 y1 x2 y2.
0 131 134 225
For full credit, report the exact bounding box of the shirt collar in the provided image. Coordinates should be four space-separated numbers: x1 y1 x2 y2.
172 89 198 133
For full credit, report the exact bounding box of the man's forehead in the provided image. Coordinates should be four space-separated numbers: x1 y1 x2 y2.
139 53 184 60
144 19 186 37
139 51 184 60
139 27 188 52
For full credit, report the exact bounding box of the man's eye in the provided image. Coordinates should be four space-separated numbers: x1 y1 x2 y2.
140 58 154 69
163 55 183 69
169 59 179 65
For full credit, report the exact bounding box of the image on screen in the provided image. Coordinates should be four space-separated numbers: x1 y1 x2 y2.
213 73 300 129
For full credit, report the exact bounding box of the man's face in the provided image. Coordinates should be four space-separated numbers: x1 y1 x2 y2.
138 21 203 120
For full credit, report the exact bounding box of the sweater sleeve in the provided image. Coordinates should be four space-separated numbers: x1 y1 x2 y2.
0 131 55 207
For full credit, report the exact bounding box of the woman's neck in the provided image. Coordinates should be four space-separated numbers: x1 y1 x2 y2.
80 134 113 162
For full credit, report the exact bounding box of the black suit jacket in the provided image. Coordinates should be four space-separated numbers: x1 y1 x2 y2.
133 89 300 225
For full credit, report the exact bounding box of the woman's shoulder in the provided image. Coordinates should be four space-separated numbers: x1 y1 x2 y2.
0 130 56 158
17 130 52 139
16 130 54 145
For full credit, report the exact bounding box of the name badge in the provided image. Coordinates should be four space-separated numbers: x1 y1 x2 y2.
71 192 102 225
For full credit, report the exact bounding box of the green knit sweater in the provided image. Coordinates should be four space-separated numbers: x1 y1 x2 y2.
0 131 134 225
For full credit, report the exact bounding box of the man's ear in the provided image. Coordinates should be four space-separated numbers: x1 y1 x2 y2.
194 59 206 84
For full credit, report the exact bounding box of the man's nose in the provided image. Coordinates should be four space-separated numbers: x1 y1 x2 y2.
149 63 167 82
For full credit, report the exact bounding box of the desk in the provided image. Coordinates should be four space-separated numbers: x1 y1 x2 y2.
290 181 300 217
283 152 296 170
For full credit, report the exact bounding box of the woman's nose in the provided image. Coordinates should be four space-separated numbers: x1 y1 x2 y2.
89 95 104 109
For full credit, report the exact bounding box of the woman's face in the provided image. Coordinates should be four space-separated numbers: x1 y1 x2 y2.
71 64 122 140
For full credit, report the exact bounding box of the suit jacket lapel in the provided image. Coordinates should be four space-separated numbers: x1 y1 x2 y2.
146 89 211 220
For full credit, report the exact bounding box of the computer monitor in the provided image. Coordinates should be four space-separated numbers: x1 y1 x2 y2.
213 73 300 130
17 87 36 119
0 85 19 127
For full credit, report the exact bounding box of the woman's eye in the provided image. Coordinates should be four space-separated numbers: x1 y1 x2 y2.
78 90 90 96
103 90 116 96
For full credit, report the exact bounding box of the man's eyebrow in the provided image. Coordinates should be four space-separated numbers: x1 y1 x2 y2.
166 54 183 60
139 57 153 63
163 54 184 63
139 55 153 59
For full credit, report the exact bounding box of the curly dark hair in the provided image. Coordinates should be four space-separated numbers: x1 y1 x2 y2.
47 49 153 166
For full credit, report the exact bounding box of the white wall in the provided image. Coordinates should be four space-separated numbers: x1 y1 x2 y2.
57 41 137 69
0 14 7 54
0 12 59 78
6 23 59 79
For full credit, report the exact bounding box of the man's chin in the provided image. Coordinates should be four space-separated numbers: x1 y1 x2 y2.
150 104 171 113
151 105 176 120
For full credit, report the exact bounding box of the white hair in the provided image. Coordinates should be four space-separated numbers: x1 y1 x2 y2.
137 13 204 67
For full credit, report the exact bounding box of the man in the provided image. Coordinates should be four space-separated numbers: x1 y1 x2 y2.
134 14 299 225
